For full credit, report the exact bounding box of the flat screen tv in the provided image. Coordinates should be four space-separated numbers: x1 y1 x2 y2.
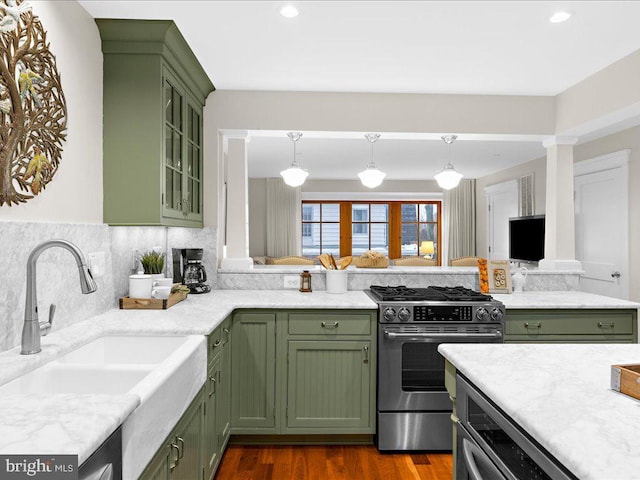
509 215 545 263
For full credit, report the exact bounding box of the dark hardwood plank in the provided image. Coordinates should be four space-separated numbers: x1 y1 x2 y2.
215 445 452 480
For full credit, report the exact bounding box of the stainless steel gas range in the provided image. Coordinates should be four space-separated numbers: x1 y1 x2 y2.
366 285 505 452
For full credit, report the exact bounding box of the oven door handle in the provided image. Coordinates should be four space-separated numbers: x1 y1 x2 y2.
462 438 506 480
383 331 502 340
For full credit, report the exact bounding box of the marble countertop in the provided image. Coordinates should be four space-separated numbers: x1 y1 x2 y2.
494 291 640 309
0 394 139 464
439 343 640 480
0 289 377 465
0 288 636 467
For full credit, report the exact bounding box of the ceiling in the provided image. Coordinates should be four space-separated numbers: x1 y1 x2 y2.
247 134 545 180
78 1 640 180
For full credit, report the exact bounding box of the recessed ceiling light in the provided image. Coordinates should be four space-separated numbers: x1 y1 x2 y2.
280 5 299 18
549 10 574 23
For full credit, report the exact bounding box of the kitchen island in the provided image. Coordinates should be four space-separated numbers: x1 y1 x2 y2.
439 343 640 480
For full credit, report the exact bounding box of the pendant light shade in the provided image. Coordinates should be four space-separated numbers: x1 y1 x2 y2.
435 135 463 190
359 133 386 188
280 132 308 187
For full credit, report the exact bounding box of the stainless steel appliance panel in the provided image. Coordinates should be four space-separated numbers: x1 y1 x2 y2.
79 427 121 480
456 376 576 480
377 412 452 451
377 324 502 412
457 422 507 480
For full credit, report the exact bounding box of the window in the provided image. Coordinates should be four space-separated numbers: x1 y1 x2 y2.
352 203 389 256
401 203 439 258
301 200 442 264
301 203 340 257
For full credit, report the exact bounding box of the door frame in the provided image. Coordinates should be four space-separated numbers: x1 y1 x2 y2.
484 180 518 260
574 149 630 299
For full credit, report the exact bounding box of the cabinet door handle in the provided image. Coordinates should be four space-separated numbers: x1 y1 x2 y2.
222 327 230 345
176 436 185 460
169 442 180 471
363 345 369 364
209 375 217 397
212 339 221 348
524 322 541 329
598 321 615 328
321 321 339 329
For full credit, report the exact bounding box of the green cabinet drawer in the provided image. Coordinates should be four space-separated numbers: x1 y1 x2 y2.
288 312 372 335
208 317 230 362
505 310 635 336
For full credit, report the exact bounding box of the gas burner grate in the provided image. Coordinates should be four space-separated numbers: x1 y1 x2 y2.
369 284 493 302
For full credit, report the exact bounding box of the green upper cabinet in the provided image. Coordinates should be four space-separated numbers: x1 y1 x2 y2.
96 19 214 227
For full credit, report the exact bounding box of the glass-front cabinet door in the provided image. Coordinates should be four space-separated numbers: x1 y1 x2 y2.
162 67 203 224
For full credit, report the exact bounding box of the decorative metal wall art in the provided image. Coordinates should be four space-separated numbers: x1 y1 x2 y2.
0 0 67 206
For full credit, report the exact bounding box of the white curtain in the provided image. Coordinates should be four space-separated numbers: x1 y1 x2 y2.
266 178 302 257
444 179 476 260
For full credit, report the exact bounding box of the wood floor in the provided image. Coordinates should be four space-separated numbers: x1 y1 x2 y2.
214 445 453 480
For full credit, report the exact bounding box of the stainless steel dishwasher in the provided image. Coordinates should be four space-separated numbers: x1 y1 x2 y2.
79 427 121 480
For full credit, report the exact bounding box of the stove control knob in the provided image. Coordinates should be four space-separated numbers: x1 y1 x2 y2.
475 307 490 322
383 307 397 322
398 308 411 322
491 308 504 322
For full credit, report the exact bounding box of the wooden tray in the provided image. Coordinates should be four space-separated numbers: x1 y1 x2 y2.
119 291 187 310
611 364 640 400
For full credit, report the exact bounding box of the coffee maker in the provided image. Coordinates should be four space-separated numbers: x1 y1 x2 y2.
172 248 211 294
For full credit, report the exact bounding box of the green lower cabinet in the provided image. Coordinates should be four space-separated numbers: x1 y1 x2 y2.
203 354 220 480
139 445 171 480
286 340 372 431
503 309 637 343
231 312 277 431
217 323 232 448
230 309 377 436
139 388 204 480
170 389 203 479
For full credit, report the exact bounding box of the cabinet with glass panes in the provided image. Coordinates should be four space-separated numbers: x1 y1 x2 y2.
98 19 214 227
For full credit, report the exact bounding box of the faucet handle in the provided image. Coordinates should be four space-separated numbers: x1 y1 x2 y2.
48 304 56 326
39 304 55 336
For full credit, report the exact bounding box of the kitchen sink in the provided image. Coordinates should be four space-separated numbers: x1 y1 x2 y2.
0 363 153 395
0 333 206 480
56 335 192 365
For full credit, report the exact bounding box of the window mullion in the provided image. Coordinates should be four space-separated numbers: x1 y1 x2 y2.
340 202 352 258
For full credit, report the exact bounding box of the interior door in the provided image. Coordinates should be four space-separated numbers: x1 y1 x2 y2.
485 181 518 260
574 151 629 299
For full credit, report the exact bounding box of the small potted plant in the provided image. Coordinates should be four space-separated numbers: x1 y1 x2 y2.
141 250 165 278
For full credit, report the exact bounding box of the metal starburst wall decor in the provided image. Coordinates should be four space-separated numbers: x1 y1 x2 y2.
0 0 67 206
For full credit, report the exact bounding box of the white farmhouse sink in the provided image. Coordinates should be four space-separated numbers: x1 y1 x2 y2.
0 334 207 480
0 363 153 395
57 335 191 365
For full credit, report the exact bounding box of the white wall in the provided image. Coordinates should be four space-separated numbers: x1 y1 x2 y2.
556 49 640 135
0 1 103 223
475 157 546 257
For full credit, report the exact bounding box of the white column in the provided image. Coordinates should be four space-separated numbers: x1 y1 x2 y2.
220 133 253 270
538 136 582 271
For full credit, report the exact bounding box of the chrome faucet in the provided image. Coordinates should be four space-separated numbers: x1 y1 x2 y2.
21 239 98 355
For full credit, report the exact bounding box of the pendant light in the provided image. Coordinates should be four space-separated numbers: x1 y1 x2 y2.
280 132 308 187
358 133 386 188
435 135 463 190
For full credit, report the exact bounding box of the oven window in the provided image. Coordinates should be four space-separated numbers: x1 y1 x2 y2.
468 397 552 480
401 343 445 391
